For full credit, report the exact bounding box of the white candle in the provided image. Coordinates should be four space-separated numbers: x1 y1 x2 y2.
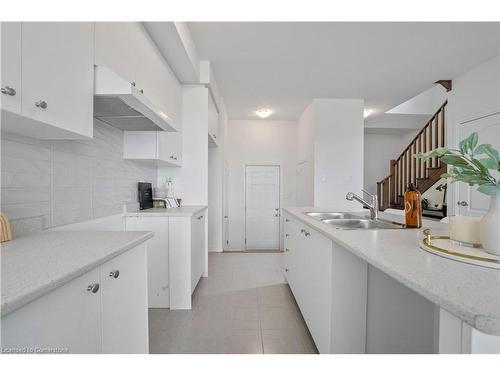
449 216 481 245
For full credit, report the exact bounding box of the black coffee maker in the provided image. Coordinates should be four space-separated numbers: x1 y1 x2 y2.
138 182 154 210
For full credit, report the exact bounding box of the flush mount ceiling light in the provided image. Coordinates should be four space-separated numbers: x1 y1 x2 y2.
363 109 374 118
256 108 273 119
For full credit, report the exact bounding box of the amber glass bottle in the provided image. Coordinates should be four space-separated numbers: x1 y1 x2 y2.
404 183 422 228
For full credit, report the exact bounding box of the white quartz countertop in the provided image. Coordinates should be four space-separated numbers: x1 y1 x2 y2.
284 207 500 336
1 230 153 316
123 205 207 217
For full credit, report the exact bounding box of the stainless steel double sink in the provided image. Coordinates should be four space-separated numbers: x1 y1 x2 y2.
305 212 405 230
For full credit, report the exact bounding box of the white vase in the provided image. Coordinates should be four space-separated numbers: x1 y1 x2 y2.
479 195 500 256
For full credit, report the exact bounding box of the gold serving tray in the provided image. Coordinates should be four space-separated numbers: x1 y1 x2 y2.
420 229 500 270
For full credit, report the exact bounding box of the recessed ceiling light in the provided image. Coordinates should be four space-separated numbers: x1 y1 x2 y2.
363 109 373 118
256 108 273 119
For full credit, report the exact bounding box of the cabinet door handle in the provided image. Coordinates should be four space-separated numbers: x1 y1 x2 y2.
35 100 48 109
87 283 100 294
285 234 289 238
197 215 204 220
109 270 120 279
304 231 311 237
285 268 289 272
285 248 289 252
300 229 305 233
285 218 290 222
1 86 16 96
457 201 468 207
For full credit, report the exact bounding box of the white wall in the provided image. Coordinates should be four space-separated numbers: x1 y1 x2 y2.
447 56 500 215
313 99 364 209
226 120 297 251
363 131 418 194
207 104 226 252
1 121 156 237
158 86 209 205
296 104 315 206
387 85 448 115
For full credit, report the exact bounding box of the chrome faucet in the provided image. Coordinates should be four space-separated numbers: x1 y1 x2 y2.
346 189 379 220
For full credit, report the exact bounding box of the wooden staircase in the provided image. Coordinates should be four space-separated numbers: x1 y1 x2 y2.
377 101 447 211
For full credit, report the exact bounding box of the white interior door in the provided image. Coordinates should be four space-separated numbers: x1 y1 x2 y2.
245 165 280 250
456 113 500 216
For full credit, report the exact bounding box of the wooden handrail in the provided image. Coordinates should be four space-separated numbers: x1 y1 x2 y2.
376 100 447 210
394 100 447 162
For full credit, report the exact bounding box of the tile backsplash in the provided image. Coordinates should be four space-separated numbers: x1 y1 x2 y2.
1 119 157 236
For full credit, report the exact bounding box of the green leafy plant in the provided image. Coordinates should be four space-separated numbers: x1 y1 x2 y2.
415 132 500 196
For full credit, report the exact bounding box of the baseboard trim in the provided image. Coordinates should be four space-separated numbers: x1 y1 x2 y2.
208 248 223 253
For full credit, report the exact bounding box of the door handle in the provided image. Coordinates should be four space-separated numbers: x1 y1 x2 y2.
35 100 48 109
457 201 469 207
1 86 16 96
109 270 120 279
87 283 100 294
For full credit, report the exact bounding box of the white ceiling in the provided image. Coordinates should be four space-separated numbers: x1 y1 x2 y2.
187 22 500 120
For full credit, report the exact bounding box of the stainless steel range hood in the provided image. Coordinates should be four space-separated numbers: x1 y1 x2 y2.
94 66 177 132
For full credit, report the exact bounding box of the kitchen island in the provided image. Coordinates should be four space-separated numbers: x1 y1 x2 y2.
1 230 153 353
283 207 500 354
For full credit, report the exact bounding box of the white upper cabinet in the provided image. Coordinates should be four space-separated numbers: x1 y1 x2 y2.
157 131 182 166
208 93 219 147
123 131 182 167
95 22 182 131
1 23 22 114
1 22 94 139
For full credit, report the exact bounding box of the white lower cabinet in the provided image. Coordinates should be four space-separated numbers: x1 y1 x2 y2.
125 210 206 310
1 243 148 354
1 268 101 354
169 214 206 309
125 216 170 307
191 212 206 292
100 244 149 353
284 214 367 354
439 308 500 354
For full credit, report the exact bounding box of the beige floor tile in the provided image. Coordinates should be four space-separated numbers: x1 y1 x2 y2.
148 252 317 354
224 289 259 308
257 284 296 308
224 306 261 330
262 329 309 354
222 329 263 354
260 306 302 330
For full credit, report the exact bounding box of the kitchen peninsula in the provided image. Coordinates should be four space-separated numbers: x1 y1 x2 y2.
283 207 500 354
